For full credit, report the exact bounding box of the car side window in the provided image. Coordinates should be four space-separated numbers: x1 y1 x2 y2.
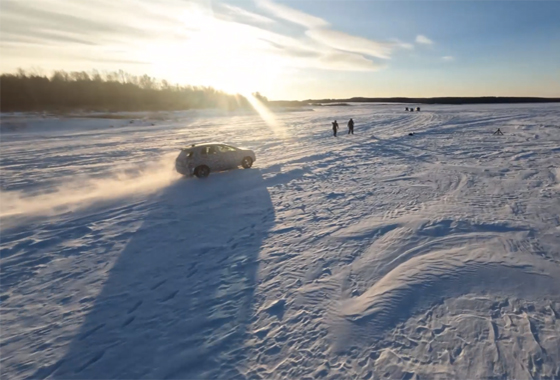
199 147 217 155
219 145 237 152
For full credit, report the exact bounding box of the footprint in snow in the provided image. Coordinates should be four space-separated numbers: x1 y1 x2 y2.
128 300 142 314
122 316 135 327
151 280 166 290
264 299 286 319
161 290 179 302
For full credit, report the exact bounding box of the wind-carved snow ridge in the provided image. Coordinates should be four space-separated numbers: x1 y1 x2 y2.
335 218 560 339
0 152 179 219
324 213 560 378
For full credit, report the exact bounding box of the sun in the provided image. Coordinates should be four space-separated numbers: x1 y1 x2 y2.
139 4 290 137
148 47 281 98
205 68 262 97
143 8 284 98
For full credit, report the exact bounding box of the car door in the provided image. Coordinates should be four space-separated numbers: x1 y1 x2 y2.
198 145 220 171
217 145 238 169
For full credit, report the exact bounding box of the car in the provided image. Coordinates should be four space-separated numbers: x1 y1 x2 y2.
175 142 256 178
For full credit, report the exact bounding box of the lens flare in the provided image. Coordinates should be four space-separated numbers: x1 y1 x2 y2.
245 94 289 139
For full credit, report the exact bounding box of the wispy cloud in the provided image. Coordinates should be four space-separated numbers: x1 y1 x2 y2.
306 29 395 60
319 52 387 71
256 0 404 64
256 0 329 28
0 0 414 91
0 0 181 46
397 41 415 50
442 56 455 61
217 4 276 25
416 35 434 45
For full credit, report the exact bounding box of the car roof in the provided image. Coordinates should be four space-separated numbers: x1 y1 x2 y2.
188 142 226 147
196 142 226 146
184 142 233 149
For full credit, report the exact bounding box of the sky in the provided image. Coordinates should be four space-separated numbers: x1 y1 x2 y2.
1 0 559 100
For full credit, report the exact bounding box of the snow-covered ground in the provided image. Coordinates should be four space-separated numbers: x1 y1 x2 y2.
1 103 560 379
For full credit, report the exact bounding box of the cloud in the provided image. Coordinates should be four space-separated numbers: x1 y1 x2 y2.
1 30 97 46
0 0 179 47
256 0 329 28
306 29 395 60
416 35 434 45
254 0 403 68
0 0 409 87
217 4 276 25
397 41 414 50
442 56 455 61
318 52 386 71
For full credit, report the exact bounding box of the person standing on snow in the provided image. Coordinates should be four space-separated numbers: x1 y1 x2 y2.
348 118 354 134
332 120 339 137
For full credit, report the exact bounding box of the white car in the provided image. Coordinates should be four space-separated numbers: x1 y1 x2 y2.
175 142 256 178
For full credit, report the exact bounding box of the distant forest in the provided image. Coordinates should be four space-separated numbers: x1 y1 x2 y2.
0 70 255 112
270 96 560 107
1 70 558 113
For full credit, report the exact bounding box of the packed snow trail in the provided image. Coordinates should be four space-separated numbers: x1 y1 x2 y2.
1 103 559 379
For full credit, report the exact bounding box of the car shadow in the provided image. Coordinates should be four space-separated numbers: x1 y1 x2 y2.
353 135 432 164
38 169 275 379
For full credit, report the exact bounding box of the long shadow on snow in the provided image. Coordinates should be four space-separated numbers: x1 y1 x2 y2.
356 135 432 163
42 169 275 379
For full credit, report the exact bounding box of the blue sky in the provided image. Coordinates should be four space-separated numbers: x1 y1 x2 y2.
1 0 559 99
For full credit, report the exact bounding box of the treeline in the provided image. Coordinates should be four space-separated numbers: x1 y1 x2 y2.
346 96 560 105
0 70 252 112
284 96 560 106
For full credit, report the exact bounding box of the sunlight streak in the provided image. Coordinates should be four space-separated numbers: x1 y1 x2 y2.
245 94 288 139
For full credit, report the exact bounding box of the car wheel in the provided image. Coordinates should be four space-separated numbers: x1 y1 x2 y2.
242 157 253 169
195 165 210 178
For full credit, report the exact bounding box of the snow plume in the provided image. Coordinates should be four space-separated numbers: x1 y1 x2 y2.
0 152 180 219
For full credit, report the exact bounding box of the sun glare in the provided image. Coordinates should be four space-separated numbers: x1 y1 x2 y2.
211 70 262 96
139 3 290 137
144 6 284 97
245 93 289 139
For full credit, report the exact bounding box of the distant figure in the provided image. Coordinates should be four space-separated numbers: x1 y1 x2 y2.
410 108 414 112
348 118 354 134
332 120 339 137
405 107 409 111
493 128 504 136
408 132 415 136
416 107 421 112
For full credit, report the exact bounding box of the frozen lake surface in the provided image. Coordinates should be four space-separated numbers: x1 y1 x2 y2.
1 103 560 379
